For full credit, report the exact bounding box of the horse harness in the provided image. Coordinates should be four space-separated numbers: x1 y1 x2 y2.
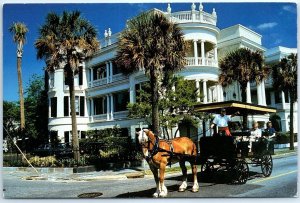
144 136 175 167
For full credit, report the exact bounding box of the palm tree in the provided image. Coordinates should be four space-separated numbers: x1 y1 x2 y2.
9 22 28 133
219 48 270 127
35 11 100 161
272 53 297 150
115 11 186 135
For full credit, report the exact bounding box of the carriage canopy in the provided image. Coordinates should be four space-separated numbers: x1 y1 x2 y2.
194 100 276 115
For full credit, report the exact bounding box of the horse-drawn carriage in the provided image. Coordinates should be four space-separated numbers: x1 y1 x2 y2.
194 101 276 184
137 101 276 197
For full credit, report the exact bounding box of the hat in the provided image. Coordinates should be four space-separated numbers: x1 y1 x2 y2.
221 108 226 112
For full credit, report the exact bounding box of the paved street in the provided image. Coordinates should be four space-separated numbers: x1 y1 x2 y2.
2 153 298 198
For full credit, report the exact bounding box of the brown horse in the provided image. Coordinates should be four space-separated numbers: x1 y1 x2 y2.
137 129 199 197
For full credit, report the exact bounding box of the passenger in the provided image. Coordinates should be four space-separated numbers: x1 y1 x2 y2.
265 121 276 139
248 122 262 152
210 108 239 136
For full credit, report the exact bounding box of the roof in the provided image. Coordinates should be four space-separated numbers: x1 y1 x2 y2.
194 100 276 115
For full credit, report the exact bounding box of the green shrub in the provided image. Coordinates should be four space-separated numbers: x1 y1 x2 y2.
275 132 297 144
29 156 57 167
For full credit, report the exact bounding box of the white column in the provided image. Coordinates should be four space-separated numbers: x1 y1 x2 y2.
219 85 224 102
106 62 109 84
261 80 266 106
213 44 217 66
195 79 200 102
246 81 252 103
201 40 205 65
193 39 198 65
90 68 94 87
109 61 113 83
130 83 136 103
281 91 286 104
110 94 114 120
106 95 110 120
91 98 94 116
203 80 207 103
257 83 263 105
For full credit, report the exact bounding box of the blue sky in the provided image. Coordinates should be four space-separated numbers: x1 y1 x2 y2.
3 2 297 101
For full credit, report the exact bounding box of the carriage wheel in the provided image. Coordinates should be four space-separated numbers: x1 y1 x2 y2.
261 154 273 177
232 160 249 184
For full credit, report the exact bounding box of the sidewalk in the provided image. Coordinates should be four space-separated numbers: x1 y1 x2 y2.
2 147 297 182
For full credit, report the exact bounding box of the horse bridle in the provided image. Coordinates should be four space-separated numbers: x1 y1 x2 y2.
139 130 160 161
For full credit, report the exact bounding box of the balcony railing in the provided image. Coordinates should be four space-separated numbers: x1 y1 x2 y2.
92 114 107 122
113 111 128 119
185 57 217 67
93 78 107 87
170 11 217 26
112 74 128 83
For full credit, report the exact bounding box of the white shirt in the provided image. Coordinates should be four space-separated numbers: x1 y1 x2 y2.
250 128 262 139
213 114 231 127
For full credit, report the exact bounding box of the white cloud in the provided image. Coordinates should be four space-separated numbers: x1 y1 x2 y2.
256 22 278 30
282 5 296 14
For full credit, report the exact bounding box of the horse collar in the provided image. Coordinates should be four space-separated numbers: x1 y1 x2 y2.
146 136 159 162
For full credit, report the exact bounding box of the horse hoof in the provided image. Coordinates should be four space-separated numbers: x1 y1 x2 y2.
192 188 199 193
159 191 167 197
153 193 159 198
178 188 186 192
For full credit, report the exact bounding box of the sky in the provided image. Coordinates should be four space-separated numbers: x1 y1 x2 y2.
2 1 297 102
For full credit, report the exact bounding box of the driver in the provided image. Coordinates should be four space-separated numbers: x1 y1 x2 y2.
210 108 239 136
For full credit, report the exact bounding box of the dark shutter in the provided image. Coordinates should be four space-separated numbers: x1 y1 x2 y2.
79 67 83 85
51 97 57 117
64 96 69 116
80 96 85 116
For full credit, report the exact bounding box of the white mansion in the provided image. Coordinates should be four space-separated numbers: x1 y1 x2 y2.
47 3 297 143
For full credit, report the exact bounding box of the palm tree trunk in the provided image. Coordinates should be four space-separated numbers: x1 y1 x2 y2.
67 69 80 162
150 70 160 135
17 56 25 131
289 92 294 150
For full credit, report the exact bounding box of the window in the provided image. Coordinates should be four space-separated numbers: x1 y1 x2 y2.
79 66 83 86
75 96 79 115
275 91 282 103
266 90 271 105
64 96 69 116
80 96 85 116
93 64 106 80
284 90 289 103
50 97 57 117
64 131 70 144
94 97 107 115
114 91 129 112
81 131 86 139
112 61 122 75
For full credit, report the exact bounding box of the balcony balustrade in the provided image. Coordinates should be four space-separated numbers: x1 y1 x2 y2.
170 10 217 26
185 57 217 67
113 111 128 119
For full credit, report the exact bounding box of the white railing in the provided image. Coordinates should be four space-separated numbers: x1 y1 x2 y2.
93 78 107 87
185 57 217 67
185 57 196 66
92 114 107 122
113 111 128 119
171 11 192 22
112 74 128 82
170 11 216 26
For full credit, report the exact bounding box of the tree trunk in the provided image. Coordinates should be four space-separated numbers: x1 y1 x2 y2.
289 92 294 150
240 84 248 129
17 56 25 131
150 70 160 136
67 69 80 162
